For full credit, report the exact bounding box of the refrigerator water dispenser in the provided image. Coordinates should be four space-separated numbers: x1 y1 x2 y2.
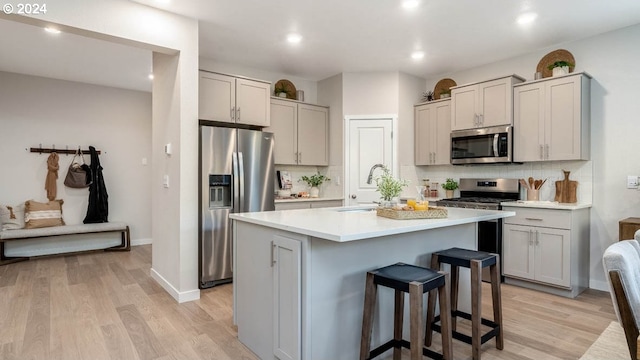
209 174 232 208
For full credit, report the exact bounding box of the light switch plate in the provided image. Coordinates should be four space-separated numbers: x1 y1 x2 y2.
627 175 638 189
163 175 170 188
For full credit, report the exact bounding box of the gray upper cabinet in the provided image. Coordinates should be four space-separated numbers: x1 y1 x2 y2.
513 73 591 162
266 98 329 166
414 99 451 165
451 75 524 131
199 71 271 127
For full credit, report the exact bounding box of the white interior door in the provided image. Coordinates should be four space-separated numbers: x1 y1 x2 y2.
346 117 394 205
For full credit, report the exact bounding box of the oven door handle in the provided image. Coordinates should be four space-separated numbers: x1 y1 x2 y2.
493 134 499 157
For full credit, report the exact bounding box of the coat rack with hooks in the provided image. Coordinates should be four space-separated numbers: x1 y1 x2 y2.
26 144 103 155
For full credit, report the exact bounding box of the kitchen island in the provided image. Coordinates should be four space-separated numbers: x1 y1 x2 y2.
230 206 515 360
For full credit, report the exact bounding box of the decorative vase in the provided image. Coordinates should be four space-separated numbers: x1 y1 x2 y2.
445 190 454 199
310 186 320 198
440 93 450 98
277 92 287 98
552 66 569 77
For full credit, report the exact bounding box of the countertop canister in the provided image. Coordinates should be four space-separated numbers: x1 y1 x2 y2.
296 90 304 102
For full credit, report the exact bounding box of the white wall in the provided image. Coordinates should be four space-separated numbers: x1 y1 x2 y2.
342 72 399 115
423 23 640 290
318 73 344 198
11 0 201 302
398 73 426 191
199 57 319 105
0 71 151 255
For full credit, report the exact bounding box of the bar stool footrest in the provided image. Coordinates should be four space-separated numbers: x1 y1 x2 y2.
368 339 444 360
431 311 500 345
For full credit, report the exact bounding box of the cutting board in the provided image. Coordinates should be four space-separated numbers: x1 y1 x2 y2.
554 170 578 203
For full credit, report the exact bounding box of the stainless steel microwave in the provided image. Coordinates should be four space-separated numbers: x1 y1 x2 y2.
451 125 513 164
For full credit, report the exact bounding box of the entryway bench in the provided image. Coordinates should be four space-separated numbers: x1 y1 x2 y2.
0 222 130 265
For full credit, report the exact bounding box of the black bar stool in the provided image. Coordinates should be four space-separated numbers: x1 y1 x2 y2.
360 262 453 360
425 248 503 360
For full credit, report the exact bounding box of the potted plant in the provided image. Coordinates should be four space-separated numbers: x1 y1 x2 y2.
439 88 451 99
547 60 574 77
374 167 409 207
300 172 330 198
442 178 458 198
274 83 288 98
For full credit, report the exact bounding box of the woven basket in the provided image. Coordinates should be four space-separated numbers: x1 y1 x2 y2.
433 78 456 100
536 49 575 78
274 79 297 99
376 207 448 220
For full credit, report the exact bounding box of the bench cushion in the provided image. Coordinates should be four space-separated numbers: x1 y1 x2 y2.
0 222 128 240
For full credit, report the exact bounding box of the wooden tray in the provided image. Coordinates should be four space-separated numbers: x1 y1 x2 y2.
376 206 448 220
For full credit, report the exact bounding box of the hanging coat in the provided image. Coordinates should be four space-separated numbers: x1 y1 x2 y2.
83 146 108 223
45 152 59 201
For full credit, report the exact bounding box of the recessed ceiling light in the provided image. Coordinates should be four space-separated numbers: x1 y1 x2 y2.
402 0 419 10
44 27 61 34
516 12 538 25
287 33 302 44
411 51 425 60
148 74 155 80
155 0 170 3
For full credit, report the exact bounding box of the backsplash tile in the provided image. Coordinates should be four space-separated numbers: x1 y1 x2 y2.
414 160 593 204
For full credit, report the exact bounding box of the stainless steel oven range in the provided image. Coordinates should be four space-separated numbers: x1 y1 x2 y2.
436 178 520 281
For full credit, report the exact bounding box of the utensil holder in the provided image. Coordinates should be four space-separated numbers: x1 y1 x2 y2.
527 189 539 201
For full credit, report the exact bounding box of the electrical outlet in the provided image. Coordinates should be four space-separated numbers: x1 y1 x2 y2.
627 175 638 189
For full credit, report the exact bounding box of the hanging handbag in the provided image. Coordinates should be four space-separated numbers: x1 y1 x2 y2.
64 149 92 188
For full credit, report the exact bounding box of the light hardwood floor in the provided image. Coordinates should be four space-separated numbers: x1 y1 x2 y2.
0 245 616 360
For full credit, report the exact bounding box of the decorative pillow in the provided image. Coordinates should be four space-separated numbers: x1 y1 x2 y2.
0 203 25 230
24 200 65 229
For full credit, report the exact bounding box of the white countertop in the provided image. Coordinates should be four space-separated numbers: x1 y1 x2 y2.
274 196 343 203
501 200 592 210
230 206 515 242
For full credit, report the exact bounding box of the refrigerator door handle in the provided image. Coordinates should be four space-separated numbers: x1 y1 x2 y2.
238 152 245 213
232 152 240 212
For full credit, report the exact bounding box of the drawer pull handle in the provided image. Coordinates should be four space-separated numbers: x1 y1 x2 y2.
525 217 543 221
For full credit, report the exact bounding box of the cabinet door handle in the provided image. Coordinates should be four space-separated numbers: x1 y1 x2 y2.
545 144 549 159
231 107 235 120
299 152 302 163
474 114 478 126
479 114 484 125
529 229 534 246
535 230 540 246
271 241 276 267
432 152 435 164
525 217 543 221
295 152 298 163
237 107 241 121
539 145 544 160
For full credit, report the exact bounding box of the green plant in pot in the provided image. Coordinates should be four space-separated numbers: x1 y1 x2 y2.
547 60 574 76
442 178 458 198
300 172 330 198
374 167 409 206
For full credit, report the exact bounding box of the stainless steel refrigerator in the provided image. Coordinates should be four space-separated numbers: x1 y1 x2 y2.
199 125 275 288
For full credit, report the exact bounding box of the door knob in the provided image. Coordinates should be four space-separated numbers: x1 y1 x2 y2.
351 194 357 199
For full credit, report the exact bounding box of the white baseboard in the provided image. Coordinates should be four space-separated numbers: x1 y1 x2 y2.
150 267 200 303
132 237 152 246
590 279 609 292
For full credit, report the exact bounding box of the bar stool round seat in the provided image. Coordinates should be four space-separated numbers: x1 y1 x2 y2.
360 262 453 360
425 247 503 360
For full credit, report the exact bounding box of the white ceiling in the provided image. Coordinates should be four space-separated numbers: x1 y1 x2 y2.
0 19 152 92
2 0 640 91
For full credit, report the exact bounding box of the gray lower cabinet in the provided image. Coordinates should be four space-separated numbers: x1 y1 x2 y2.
275 200 343 211
502 206 589 298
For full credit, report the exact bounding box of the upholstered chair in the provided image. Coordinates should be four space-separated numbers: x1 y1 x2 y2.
603 240 640 360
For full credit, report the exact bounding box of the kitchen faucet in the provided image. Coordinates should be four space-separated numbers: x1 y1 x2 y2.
366 164 386 184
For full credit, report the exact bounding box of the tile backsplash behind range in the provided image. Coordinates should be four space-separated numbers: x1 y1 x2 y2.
408 160 593 203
